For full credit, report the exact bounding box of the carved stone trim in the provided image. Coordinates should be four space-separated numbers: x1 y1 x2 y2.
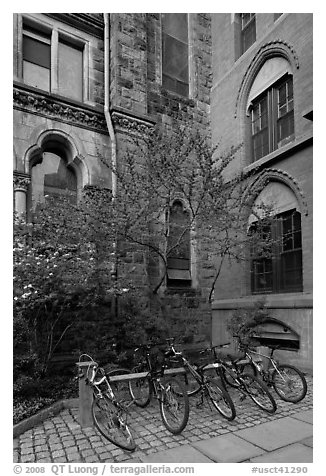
111 111 155 135
245 168 309 216
13 171 31 191
235 40 300 118
13 87 107 132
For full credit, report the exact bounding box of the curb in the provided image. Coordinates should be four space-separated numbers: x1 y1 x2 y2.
13 398 78 438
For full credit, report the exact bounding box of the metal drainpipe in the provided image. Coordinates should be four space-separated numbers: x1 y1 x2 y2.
104 13 117 198
104 13 118 315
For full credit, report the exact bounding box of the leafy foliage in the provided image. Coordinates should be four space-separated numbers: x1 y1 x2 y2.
227 299 270 347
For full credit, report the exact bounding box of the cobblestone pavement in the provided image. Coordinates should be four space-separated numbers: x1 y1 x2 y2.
13 375 313 463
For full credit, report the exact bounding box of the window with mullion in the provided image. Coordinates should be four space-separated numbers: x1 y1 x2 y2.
250 209 302 294
251 75 294 162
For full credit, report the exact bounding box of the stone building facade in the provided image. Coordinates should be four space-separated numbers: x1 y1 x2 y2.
210 13 313 369
13 13 214 352
13 13 313 368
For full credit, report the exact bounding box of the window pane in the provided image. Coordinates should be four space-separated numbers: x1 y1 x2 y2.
241 14 256 53
162 13 188 42
23 61 50 91
23 34 51 68
162 34 188 83
58 41 83 101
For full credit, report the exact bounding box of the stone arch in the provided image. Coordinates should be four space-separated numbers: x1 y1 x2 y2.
235 40 300 119
244 168 309 219
24 128 90 188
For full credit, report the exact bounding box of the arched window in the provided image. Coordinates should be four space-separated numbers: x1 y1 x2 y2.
247 57 294 162
30 151 77 207
249 182 303 294
167 200 191 287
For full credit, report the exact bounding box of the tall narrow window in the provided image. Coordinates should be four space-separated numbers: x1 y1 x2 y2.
241 13 256 54
167 200 191 287
23 25 51 91
162 13 189 97
250 209 303 294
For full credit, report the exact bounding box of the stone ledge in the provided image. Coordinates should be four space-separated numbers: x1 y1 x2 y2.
13 398 78 438
212 293 313 310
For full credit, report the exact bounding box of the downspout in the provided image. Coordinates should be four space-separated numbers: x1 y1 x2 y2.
104 13 118 316
104 13 117 198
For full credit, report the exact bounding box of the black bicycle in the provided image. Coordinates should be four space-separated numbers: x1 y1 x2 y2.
203 344 277 414
236 342 307 403
128 343 190 434
162 338 236 421
78 354 136 451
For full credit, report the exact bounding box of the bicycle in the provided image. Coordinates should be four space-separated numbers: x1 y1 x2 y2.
236 342 308 403
203 344 277 414
161 338 236 421
128 343 190 434
78 354 136 451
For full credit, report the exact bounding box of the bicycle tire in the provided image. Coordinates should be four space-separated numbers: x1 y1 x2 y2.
128 366 152 407
92 394 136 451
240 372 277 414
272 364 307 403
205 377 236 421
220 366 242 388
159 377 189 434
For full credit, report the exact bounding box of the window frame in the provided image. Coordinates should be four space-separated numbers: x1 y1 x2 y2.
161 13 190 98
250 209 303 294
250 74 294 162
21 16 88 103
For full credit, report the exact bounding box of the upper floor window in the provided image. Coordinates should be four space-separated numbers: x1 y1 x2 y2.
22 19 84 102
162 13 189 97
251 75 294 161
241 13 256 54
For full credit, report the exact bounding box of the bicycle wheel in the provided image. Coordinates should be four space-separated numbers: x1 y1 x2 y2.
241 372 277 414
92 395 136 451
272 364 307 403
205 377 236 421
221 366 242 388
159 377 189 434
128 366 152 407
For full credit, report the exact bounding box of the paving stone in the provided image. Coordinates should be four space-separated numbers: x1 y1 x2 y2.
292 410 313 424
193 433 265 463
235 416 313 452
250 443 313 463
21 454 36 462
67 452 82 462
140 445 213 463
52 449 65 458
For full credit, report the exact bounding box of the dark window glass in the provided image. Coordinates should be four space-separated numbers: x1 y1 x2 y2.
251 209 303 294
251 75 294 161
241 13 256 54
274 13 283 21
23 35 51 68
162 13 189 97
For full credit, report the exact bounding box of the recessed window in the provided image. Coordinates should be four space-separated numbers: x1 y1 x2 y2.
162 13 189 97
251 75 294 161
250 209 302 294
23 26 51 91
22 20 85 102
241 13 256 54
167 200 191 287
